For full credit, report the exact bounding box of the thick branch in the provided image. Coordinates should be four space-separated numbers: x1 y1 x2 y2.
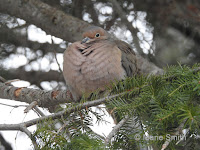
0 68 64 86
0 0 91 42
0 25 65 54
0 82 73 107
0 63 162 108
0 0 163 77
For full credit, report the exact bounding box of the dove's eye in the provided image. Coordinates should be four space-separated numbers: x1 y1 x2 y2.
95 33 100 38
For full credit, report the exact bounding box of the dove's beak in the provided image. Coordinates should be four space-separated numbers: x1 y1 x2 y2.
81 37 90 44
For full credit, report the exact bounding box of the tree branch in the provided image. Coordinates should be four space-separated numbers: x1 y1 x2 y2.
0 68 64 86
0 0 163 79
0 82 73 107
0 0 164 110
105 115 129 144
0 134 12 150
20 125 38 150
0 0 92 42
0 25 65 54
0 93 121 135
0 123 38 149
0 92 124 130
0 94 112 149
108 0 145 56
161 119 187 150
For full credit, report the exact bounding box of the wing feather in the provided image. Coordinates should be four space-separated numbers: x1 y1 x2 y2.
114 40 138 77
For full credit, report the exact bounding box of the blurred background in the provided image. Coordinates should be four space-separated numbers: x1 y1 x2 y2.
0 0 200 149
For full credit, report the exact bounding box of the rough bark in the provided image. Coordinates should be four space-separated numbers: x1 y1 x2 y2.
0 82 73 107
0 0 91 42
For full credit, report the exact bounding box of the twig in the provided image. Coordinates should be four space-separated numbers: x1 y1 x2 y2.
33 107 46 117
0 102 27 108
54 51 63 74
0 93 123 148
5 79 20 85
24 100 46 117
108 0 145 56
20 125 38 150
105 115 129 144
0 93 123 129
161 119 187 150
176 128 189 145
0 123 38 149
0 76 6 83
51 35 63 74
24 101 38 113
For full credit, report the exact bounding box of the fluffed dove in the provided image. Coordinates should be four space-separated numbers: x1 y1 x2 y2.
63 26 138 100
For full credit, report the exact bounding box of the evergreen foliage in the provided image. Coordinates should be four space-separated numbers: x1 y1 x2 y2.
35 64 200 150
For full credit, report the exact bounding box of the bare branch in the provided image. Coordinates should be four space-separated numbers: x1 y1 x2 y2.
0 102 27 108
33 107 46 117
0 25 65 54
24 101 46 117
0 94 120 149
105 115 129 144
1 68 64 86
108 0 145 56
0 82 73 107
0 76 6 83
0 93 123 130
24 101 38 113
0 123 38 149
20 125 38 150
0 134 12 150
161 119 187 150
0 0 92 42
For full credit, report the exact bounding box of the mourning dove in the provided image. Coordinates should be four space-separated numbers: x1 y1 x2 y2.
63 26 138 101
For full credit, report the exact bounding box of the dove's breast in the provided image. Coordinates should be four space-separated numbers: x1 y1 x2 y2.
63 40 126 100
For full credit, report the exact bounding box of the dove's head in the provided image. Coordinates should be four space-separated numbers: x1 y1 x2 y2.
81 26 109 44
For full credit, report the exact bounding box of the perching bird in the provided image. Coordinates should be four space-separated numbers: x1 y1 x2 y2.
63 26 138 101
